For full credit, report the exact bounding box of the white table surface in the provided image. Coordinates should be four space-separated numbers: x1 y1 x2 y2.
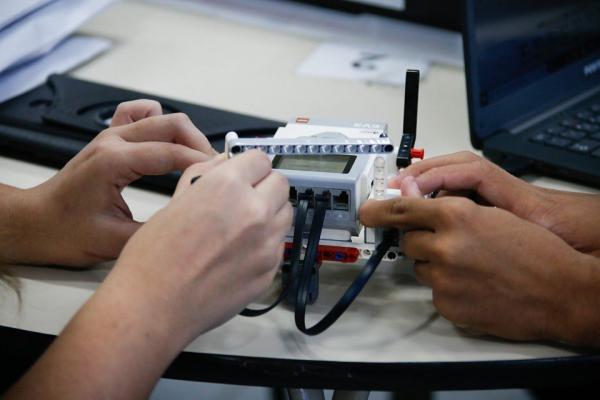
1 0 598 365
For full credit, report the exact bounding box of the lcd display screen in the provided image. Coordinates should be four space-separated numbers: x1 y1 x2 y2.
272 155 355 174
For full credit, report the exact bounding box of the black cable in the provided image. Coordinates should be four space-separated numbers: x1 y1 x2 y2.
240 199 309 317
294 196 329 331
239 191 397 335
295 209 397 336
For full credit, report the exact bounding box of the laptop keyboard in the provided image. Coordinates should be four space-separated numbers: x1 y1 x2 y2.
529 101 600 158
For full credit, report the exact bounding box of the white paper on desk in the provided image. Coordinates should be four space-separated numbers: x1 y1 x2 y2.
148 0 462 67
0 0 115 74
0 35 111 103
0 0 54 30
297 43 429 87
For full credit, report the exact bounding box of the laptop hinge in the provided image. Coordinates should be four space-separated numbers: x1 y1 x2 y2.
484 149 533 176
483 130 533 176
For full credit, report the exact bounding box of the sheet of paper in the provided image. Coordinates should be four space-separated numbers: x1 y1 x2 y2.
148 0 462 67
296 43 429 87
0 0 115 74
0 0 53 30
0 35 112 103
347 0 405 11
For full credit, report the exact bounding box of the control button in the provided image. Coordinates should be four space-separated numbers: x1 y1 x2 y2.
559 130 586 140
568 139 600 154
410 148 425 159
545 126 564 135
545 137 572 148
530 132 550 143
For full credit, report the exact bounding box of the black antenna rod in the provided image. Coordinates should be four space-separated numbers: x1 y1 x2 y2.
396 69 421 168
403 69 419 137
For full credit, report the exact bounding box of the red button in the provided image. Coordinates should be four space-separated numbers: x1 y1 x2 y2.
410 148 425 159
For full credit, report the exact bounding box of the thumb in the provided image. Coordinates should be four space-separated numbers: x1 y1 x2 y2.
359 197 439 230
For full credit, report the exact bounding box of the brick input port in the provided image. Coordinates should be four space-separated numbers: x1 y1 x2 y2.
333 191 349 211
316 190 331 209
298 189 315 207
289 186 297 205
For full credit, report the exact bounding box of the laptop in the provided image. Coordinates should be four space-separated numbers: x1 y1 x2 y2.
463 0 600 187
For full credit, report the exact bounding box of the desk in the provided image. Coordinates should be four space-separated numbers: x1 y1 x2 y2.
1 0 599 393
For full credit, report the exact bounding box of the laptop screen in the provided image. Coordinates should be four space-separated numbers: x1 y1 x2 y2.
464 1 600 146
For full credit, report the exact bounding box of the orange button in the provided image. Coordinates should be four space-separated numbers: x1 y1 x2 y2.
410 148 425 159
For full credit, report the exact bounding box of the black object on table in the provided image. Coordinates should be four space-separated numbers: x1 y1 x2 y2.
0 74 283 193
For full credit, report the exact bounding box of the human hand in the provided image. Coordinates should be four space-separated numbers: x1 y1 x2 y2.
360 196 600 345
389 151 600 257
107 150 292 339
5 150 292 400
9 100 218 267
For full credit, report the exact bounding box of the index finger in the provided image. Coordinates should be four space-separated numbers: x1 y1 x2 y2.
218 150 272 186
411 160 530 215
111 113 217 155
359 197 440 230
110 99 162 127
389 151 479 189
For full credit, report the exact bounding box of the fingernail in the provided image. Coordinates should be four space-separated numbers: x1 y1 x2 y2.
402 176 422 198
216 153 227 161
388 175 404 189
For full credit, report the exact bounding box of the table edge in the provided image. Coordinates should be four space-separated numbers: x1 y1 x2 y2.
2 326 599 391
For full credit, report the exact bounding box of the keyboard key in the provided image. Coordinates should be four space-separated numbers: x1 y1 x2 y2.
591 132 600 141
593 148 600 158
587 116 600 124
569 139 600 154
530 132 550 143
559 130 586 140
574 123 599 133
591 103 600 113
576 110 592 119
561 118 577 127
545 126 564 134
545 136 572 148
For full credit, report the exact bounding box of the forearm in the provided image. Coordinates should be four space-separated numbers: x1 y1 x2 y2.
5 266 188 399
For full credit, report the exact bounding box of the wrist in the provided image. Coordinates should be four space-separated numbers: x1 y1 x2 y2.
0 182 87 266
103 257 197 353
0 186 45 265
511 184 553 225
548 253 600 347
